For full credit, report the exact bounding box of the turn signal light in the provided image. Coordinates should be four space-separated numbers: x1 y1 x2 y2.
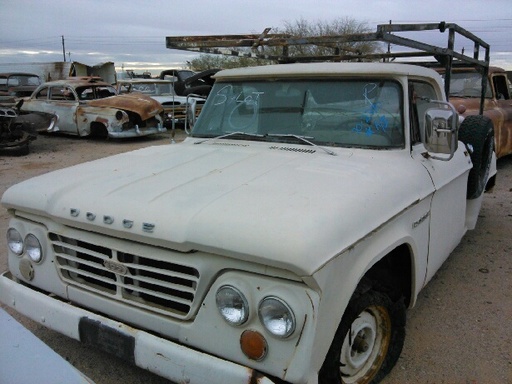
240 330 267 361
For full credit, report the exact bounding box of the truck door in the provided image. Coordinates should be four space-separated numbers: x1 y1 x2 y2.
409 81 473 287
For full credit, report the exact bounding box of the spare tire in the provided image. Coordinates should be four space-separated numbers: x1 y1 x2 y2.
458 115 494 199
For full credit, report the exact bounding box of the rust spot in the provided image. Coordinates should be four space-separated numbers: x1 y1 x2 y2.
95 117 108 125
249 370 265 384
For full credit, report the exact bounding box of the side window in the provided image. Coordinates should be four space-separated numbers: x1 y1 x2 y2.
0 78 7 92
35 87 49 100
49 86 75 101
409 81 438 145
492 75 510 100
118 84 131 94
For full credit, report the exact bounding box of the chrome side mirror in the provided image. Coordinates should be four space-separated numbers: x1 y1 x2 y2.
422 101 458 161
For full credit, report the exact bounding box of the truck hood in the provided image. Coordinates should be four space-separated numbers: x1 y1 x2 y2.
2 139 433 275
87 94 163 120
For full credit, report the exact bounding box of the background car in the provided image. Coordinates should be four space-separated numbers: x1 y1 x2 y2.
19 76 166 139
0 72 42 104
117 78 206 130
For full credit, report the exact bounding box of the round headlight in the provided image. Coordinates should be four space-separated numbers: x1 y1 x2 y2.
25 234 43 263
216 285 249 326
115 110 124 120
7 228 23 255
258 297 295 338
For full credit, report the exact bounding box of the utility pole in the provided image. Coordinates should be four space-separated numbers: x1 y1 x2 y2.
62 35 66 62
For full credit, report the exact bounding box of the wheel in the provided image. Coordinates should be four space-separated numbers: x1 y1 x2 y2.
319 288 406 384
458 115 494 199
0 130 31 156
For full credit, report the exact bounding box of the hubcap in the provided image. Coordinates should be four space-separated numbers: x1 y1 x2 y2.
339 305 391 383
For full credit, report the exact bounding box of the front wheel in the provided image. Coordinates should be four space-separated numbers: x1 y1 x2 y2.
319 289 406 384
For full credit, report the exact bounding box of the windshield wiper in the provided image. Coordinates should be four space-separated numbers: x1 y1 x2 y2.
194 131 265 144
266 134 336 156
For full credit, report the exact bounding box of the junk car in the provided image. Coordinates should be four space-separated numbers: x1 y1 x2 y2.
116 78 205 129
19 77 166 139
442 66 512 158
0 72 42 104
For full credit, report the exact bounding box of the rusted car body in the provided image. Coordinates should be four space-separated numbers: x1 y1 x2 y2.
0 73 42 104
116 79 205 129
446 66 512 158
0 104 42 156
20 77 166 139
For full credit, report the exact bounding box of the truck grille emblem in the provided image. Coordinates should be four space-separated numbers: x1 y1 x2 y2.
103 260 128 275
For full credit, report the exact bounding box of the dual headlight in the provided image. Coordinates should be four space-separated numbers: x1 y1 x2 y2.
215 285 295 338
7 228 43 263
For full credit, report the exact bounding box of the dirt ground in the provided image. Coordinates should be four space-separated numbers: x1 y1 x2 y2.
0 131 511 384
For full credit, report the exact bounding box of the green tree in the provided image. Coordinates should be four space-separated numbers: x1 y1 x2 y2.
188 17 381 71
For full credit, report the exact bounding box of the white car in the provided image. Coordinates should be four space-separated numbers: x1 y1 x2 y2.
117 78 205 129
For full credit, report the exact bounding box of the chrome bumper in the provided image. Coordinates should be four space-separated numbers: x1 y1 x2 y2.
0 272 276 384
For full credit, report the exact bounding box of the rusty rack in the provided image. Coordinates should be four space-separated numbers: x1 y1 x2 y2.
166 21 490 110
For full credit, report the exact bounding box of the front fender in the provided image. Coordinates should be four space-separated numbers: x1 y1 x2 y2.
307 196 432 373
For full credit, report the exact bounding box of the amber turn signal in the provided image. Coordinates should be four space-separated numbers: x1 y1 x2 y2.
240 330 268 361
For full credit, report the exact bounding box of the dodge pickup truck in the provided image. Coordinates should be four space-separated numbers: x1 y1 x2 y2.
0 23 497 384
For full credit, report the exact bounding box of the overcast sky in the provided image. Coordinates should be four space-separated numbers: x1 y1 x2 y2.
1 0 511 74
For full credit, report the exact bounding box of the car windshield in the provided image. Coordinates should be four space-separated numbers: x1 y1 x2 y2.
448 72 492 98
191 79 404 149
130 82 177 96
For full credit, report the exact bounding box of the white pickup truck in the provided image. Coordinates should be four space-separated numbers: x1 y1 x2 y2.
0 61 496 384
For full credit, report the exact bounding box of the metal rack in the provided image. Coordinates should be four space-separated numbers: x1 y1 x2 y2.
166 22 491 112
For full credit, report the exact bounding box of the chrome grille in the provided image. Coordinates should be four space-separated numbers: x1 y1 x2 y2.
50 232 199 319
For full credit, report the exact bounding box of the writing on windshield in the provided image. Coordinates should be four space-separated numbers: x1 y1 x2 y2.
193 79 404 148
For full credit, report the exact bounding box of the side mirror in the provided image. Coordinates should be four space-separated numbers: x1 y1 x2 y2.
422 101 458 161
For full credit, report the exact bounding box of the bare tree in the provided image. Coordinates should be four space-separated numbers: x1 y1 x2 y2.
189 17 381 71
273 17 381 58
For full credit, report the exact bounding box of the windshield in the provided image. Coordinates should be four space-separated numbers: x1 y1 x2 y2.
192 79 404 148
448 72 492 98
129 82 176 96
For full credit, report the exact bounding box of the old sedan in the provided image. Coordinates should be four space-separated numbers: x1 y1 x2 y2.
20 77 166 139
117 78 205 130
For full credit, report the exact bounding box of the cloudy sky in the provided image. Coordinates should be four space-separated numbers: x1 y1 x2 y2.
1 0 511 75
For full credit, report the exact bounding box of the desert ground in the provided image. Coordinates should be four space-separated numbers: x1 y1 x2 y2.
0 131 511 384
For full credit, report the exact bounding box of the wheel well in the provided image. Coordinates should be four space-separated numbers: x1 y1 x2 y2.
89 122 108 138
363 244 412 307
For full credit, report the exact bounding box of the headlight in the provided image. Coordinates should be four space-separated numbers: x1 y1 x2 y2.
7 228 23 255
216 285 249 326
258 297 295 338
25 234 43 263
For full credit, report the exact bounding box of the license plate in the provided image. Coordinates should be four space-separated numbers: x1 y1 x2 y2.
79 317 135 364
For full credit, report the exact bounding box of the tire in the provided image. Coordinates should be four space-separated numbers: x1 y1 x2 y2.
458 115 494 199
0 130 31 156
319 288 406 384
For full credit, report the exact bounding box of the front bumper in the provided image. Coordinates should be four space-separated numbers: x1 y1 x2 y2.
108 125 167 139
0 271 276 384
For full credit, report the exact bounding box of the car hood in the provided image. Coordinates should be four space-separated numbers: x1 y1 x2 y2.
2 139 433 275
87 94 163 119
